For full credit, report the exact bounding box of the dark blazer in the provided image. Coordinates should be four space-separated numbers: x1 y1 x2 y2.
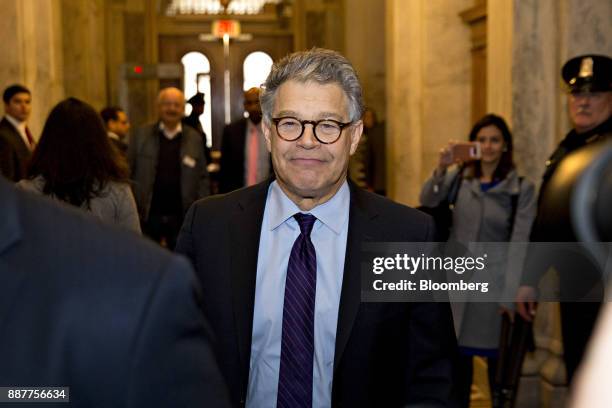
219 118 272 194
128 123 209 221
176 180 458 407
219 118 248 193
0 117 31 181
0 178 230 408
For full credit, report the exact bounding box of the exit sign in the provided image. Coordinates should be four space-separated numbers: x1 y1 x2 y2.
212 20 241 38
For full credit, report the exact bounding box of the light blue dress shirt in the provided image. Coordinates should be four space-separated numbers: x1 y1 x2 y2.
245 180 350 408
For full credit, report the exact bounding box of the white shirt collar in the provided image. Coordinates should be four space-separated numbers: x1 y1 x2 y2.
4 114 31 149
107 131 120 141
159 121 182 140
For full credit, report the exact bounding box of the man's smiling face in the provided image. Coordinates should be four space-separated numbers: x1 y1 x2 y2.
263 80 362 208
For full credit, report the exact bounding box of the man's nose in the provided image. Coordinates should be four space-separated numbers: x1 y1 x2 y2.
297 124 319 147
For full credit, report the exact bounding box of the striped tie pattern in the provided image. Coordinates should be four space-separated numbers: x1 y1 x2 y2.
277 213 317 408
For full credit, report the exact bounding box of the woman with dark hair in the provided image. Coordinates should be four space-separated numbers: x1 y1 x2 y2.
18 98 140 233
420 113 536 407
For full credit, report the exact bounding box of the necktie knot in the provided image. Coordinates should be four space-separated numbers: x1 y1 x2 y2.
293 213 316 237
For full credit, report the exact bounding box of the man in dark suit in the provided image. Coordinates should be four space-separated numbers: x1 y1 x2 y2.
0 177 230 407
219 87 271 193
100 105 130 154
128 87 209 249
177 49 457 407
0 84 34 181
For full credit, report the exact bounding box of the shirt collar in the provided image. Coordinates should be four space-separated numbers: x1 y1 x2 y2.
267 180 350 235
5 114 26 132
159 121 182 139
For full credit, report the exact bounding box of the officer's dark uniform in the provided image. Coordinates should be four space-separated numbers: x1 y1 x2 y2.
522 54 612 383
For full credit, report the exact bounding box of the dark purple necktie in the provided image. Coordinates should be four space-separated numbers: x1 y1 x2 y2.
277 213 317 408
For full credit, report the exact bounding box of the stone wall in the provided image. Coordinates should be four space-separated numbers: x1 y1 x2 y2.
0 0 64 139
385 0 472 205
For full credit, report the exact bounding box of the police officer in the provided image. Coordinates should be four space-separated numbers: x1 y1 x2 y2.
183 92 211 165
516 54 612 383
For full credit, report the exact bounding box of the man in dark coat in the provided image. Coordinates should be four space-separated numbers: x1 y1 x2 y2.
0 84 34 181
516 54 612 383
176 48 458 408
219 87 271 193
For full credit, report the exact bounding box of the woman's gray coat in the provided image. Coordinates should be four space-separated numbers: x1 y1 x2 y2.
420 166 536 349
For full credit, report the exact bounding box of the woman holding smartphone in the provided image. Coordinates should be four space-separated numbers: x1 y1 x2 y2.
420 113 537 407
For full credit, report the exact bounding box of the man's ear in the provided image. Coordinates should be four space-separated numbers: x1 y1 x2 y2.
348 120 364 155
262 120 273 153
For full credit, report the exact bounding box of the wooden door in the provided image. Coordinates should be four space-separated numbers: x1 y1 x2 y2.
158 34 292 150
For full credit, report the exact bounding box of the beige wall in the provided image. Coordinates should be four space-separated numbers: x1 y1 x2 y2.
386 0 472 205
344 0 386 119
61 0 108 110
0 0 110 138
0 0 64 139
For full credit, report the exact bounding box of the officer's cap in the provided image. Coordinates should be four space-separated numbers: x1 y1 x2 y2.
187 92 205 106
562 54 611 93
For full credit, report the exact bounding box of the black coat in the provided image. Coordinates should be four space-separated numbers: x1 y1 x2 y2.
0 117 31 181
0 178 230 408
176 180 458 407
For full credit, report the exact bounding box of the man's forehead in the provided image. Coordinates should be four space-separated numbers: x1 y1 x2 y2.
9 92 31 102
274 80 349 117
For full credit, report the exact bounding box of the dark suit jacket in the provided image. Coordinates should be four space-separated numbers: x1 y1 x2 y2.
219 118 248 193
127 123 209 221
0 117 31 181
176 180 458 407
0 178 230 408
219 118 272 194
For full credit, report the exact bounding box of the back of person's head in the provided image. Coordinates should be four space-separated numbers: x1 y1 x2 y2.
100 106 122 127
3 84 31 104
260 48 364 125
467 113 515 181
28 97 128 207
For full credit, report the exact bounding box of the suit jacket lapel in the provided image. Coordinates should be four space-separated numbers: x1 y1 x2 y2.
334 184 378 371
0 180 26 331
228 181 270 393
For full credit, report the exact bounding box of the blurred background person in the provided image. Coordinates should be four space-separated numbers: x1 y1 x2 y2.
128 87 209 249
0 84 34 182
420 113 536 407
219 87 271 193
17 98 139 232
100 106 130 155
348 107 386 195
183 91 212 165
17 97 140 233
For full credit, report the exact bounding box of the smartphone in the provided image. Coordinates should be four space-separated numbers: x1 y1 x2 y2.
451 142 481 162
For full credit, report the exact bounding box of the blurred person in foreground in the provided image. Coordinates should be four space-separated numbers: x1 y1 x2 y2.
420 114 536 407
0 177 230 407
515 54 612 384
17 98 140 233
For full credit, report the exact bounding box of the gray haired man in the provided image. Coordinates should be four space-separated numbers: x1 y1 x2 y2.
176 48 458 408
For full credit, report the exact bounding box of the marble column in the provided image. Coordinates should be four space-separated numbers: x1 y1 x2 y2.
61 0 107 110
344 0 386 117
0 0 64 139
385 0 471 205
